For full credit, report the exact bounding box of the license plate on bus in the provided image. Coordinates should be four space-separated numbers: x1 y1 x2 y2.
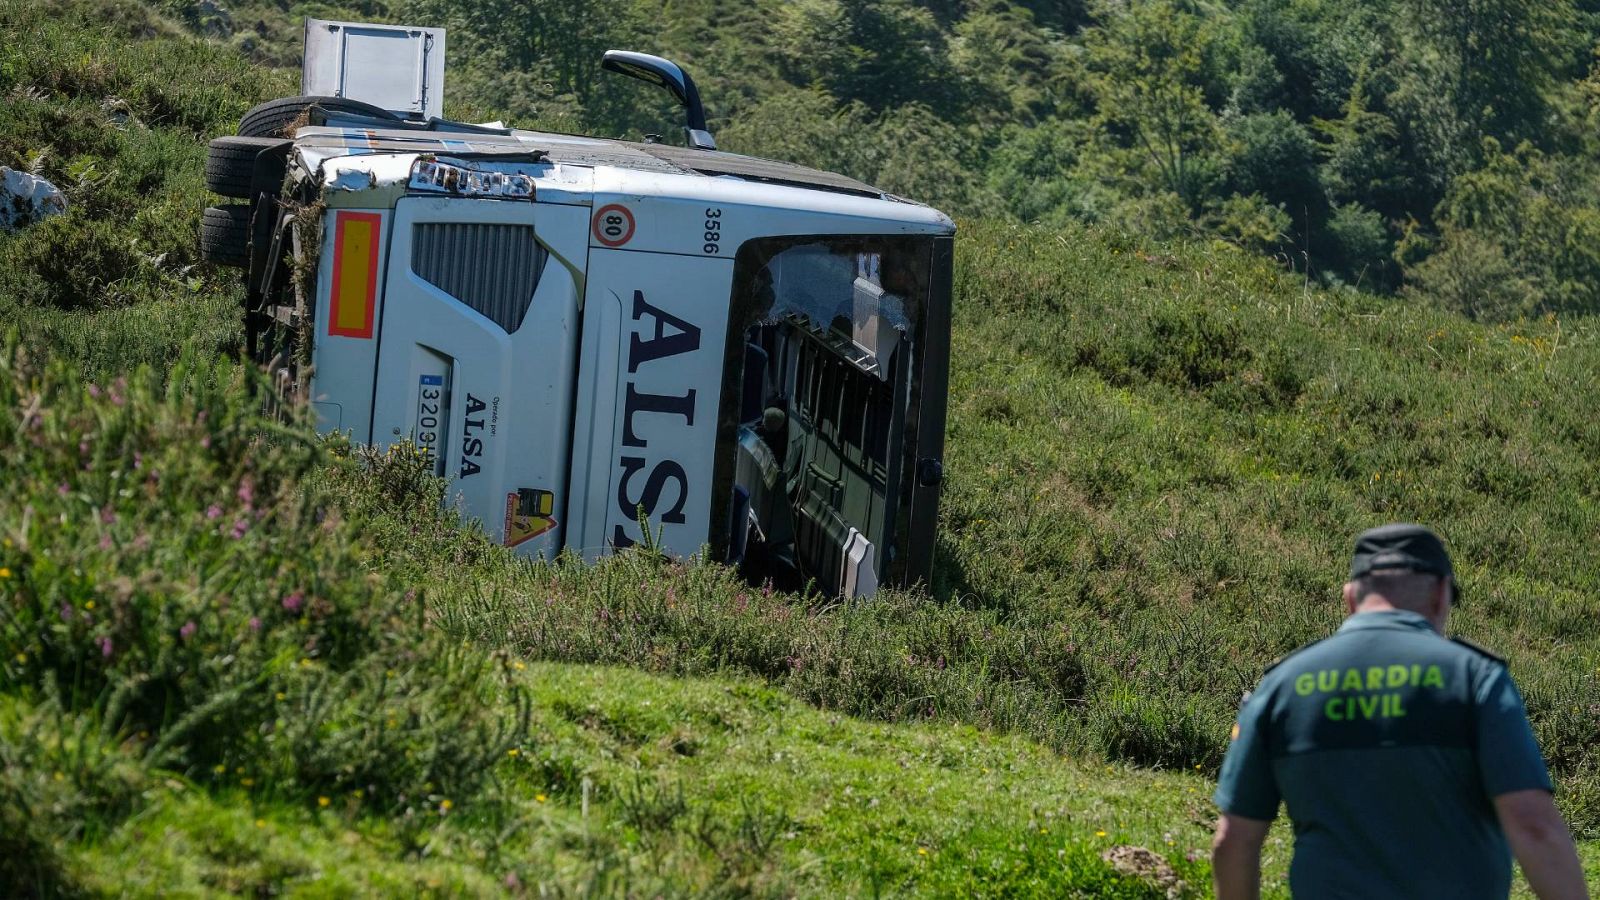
416 374 445 475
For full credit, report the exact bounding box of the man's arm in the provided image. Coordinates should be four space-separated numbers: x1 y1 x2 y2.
1212 813 1271 900
1493 789 1589 900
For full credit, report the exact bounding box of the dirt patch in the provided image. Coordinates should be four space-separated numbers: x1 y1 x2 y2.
1101 845 1188 898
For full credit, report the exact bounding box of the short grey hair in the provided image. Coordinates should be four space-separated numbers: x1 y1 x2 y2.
1352 568 1444 609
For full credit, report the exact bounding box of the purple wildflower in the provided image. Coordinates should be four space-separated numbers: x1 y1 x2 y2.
248 617 262 632
98 636 113 659
281 592 303 613
229 518 248 539
99 507 116 525
179 620 197 640
87 384 101 399
57 482 69 496
200 435 211 449
237 479 254 507
206 504 222 520
99 534 113 550
59 603 73 623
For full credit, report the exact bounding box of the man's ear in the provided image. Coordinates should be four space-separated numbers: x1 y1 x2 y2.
1342 581 1358 614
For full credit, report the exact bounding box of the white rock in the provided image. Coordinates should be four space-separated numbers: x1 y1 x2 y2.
1 166 67 232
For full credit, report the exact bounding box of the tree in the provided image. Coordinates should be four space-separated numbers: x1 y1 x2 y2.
397 0 648 133
771 0 956 114
1389 0 1580 181
949 2 1075 124
1414 138 1600 317
1083 0 1226 209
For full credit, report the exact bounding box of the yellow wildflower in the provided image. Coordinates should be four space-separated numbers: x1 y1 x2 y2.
507 748 520 757
535 793 548 803
14 653 26 664
513 661 526 671
917 847 928 856
213 764 226 774
0 567 11 579
1096 830 1107 837
255 819 265 828
439 798 453 812
317 796 330 808
84 600 94 610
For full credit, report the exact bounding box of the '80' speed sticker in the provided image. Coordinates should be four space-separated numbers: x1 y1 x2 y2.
592 204 635 247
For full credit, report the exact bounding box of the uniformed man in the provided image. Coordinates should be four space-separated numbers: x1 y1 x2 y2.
1210 523 1589 899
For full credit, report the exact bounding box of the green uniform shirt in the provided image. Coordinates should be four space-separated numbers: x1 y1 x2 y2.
1213 610 1552 899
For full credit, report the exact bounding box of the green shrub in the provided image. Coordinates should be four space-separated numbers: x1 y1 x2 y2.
1323 202 1391 286
1406 229 1533 320
0 342 528 828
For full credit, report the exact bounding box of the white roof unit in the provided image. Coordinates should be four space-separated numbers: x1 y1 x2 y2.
301 18 445 121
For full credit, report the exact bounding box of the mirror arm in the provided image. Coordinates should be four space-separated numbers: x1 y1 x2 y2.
601 50 717 150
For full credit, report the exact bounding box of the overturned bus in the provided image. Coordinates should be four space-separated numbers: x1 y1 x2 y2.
200 19 953 597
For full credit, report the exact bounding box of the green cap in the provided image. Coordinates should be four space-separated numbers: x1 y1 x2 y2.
1349 523 1458 604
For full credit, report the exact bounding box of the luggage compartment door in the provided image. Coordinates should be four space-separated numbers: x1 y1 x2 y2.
370 196 587 558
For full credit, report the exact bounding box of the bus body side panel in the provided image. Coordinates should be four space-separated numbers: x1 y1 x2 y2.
569 241 734 560
308 207 391 440
368 196 584 558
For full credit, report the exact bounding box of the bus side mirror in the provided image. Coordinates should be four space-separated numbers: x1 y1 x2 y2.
601 50 716 151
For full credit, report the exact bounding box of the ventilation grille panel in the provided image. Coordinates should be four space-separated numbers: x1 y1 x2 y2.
412 223 546 333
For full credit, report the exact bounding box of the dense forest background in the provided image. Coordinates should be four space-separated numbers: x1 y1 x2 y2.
159 0 1600 321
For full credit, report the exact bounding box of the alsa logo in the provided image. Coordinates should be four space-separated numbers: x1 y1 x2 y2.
460 393 488 478
613 289 700 549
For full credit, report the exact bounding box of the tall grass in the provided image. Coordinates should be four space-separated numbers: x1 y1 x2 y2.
0 0 290 370
0 343 529 892
0 0 1596 891
353 220 1600 837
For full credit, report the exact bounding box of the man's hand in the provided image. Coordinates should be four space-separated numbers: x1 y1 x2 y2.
1493 789 1589 900
1212 812 1272 900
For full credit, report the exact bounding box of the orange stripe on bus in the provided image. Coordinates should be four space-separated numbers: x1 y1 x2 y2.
328 211 381 339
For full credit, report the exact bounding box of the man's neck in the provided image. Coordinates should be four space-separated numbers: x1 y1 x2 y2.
1352 598 1443 632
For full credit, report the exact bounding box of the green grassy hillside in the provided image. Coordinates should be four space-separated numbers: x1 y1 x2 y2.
2 0 1597 895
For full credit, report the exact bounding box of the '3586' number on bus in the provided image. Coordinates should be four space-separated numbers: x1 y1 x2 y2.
703 208 722 255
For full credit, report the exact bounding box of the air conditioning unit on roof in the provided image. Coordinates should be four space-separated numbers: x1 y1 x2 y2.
301 18 445 121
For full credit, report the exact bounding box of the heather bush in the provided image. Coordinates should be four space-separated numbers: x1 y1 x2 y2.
0 342 528 837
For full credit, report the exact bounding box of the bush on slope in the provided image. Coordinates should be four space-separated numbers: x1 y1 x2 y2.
0 343 528 893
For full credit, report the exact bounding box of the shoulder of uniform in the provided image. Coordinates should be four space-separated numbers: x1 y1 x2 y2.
1449 636 1506 666
1261 634 1334 677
